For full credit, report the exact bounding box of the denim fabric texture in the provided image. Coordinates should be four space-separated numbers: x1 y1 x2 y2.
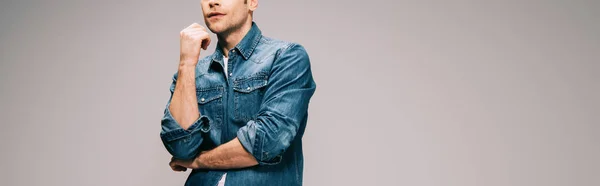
160 22 316 186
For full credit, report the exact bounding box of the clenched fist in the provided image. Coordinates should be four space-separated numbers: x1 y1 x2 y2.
179 23 211 66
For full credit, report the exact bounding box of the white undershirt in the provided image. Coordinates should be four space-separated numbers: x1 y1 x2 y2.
218 173 227 186
218 55 228 186
223 56 229 75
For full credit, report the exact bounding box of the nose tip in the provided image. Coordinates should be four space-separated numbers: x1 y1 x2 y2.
208 0 220 7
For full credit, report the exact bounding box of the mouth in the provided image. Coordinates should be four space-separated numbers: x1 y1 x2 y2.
207 12 226 19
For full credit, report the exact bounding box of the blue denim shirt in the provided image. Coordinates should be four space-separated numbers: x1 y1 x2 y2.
160 22 316 186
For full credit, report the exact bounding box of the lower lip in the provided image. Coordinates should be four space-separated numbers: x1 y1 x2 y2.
209 14 225 19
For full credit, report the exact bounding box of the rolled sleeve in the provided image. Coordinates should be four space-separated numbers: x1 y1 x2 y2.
160 73 211 160
236 43 316 165
237 120 283 165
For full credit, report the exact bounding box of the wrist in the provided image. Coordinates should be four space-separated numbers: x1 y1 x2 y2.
178 60 197 69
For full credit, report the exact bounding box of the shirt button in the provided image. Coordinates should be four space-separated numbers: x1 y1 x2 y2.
229 73 233 76
247 87 251 90
200 98 205 102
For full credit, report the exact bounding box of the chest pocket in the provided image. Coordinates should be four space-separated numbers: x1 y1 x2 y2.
233 74 268 121
197 87 224 129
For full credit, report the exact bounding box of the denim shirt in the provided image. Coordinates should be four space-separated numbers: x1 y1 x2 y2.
160 22 316 186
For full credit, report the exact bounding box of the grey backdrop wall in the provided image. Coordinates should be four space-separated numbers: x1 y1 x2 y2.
1 0 598 185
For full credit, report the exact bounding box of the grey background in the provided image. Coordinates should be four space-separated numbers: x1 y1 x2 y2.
1 0 598 185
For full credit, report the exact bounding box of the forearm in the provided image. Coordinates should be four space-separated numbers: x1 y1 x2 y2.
168 63 199 130
197 137 258 169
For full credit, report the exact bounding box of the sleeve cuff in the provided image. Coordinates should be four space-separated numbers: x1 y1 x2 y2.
160 106 211 142
237 120 283 165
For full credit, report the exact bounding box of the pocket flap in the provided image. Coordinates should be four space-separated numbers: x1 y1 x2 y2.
233 77 268 93
197 87 223 104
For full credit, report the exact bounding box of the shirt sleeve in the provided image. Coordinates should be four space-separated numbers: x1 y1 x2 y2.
160 72 211 160
236 43 317 165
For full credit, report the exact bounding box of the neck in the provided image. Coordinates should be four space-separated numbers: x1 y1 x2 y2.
217 19 253 58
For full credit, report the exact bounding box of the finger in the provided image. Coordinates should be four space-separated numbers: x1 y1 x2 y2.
198 32 211 50
170 164 186 172
191 22 201 28
185 30 208 38
187 22 201 29
172 165 187 172
201 36 211 50
182 30 204 37
169 161 187 172
172 158 191 168
186 27 207 33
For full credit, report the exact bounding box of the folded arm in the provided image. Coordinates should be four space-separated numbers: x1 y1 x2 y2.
161 64 212 160
184 43 316 169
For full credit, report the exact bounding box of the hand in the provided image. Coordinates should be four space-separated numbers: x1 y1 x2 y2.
169 157 197 172
169 151 209 172
179 23 211 66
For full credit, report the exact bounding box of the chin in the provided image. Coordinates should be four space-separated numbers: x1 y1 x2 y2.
206 22 227 34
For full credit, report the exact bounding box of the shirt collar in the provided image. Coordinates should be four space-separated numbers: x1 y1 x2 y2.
210 22 262 68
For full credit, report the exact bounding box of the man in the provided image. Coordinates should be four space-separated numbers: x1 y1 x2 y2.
159 0 316 185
